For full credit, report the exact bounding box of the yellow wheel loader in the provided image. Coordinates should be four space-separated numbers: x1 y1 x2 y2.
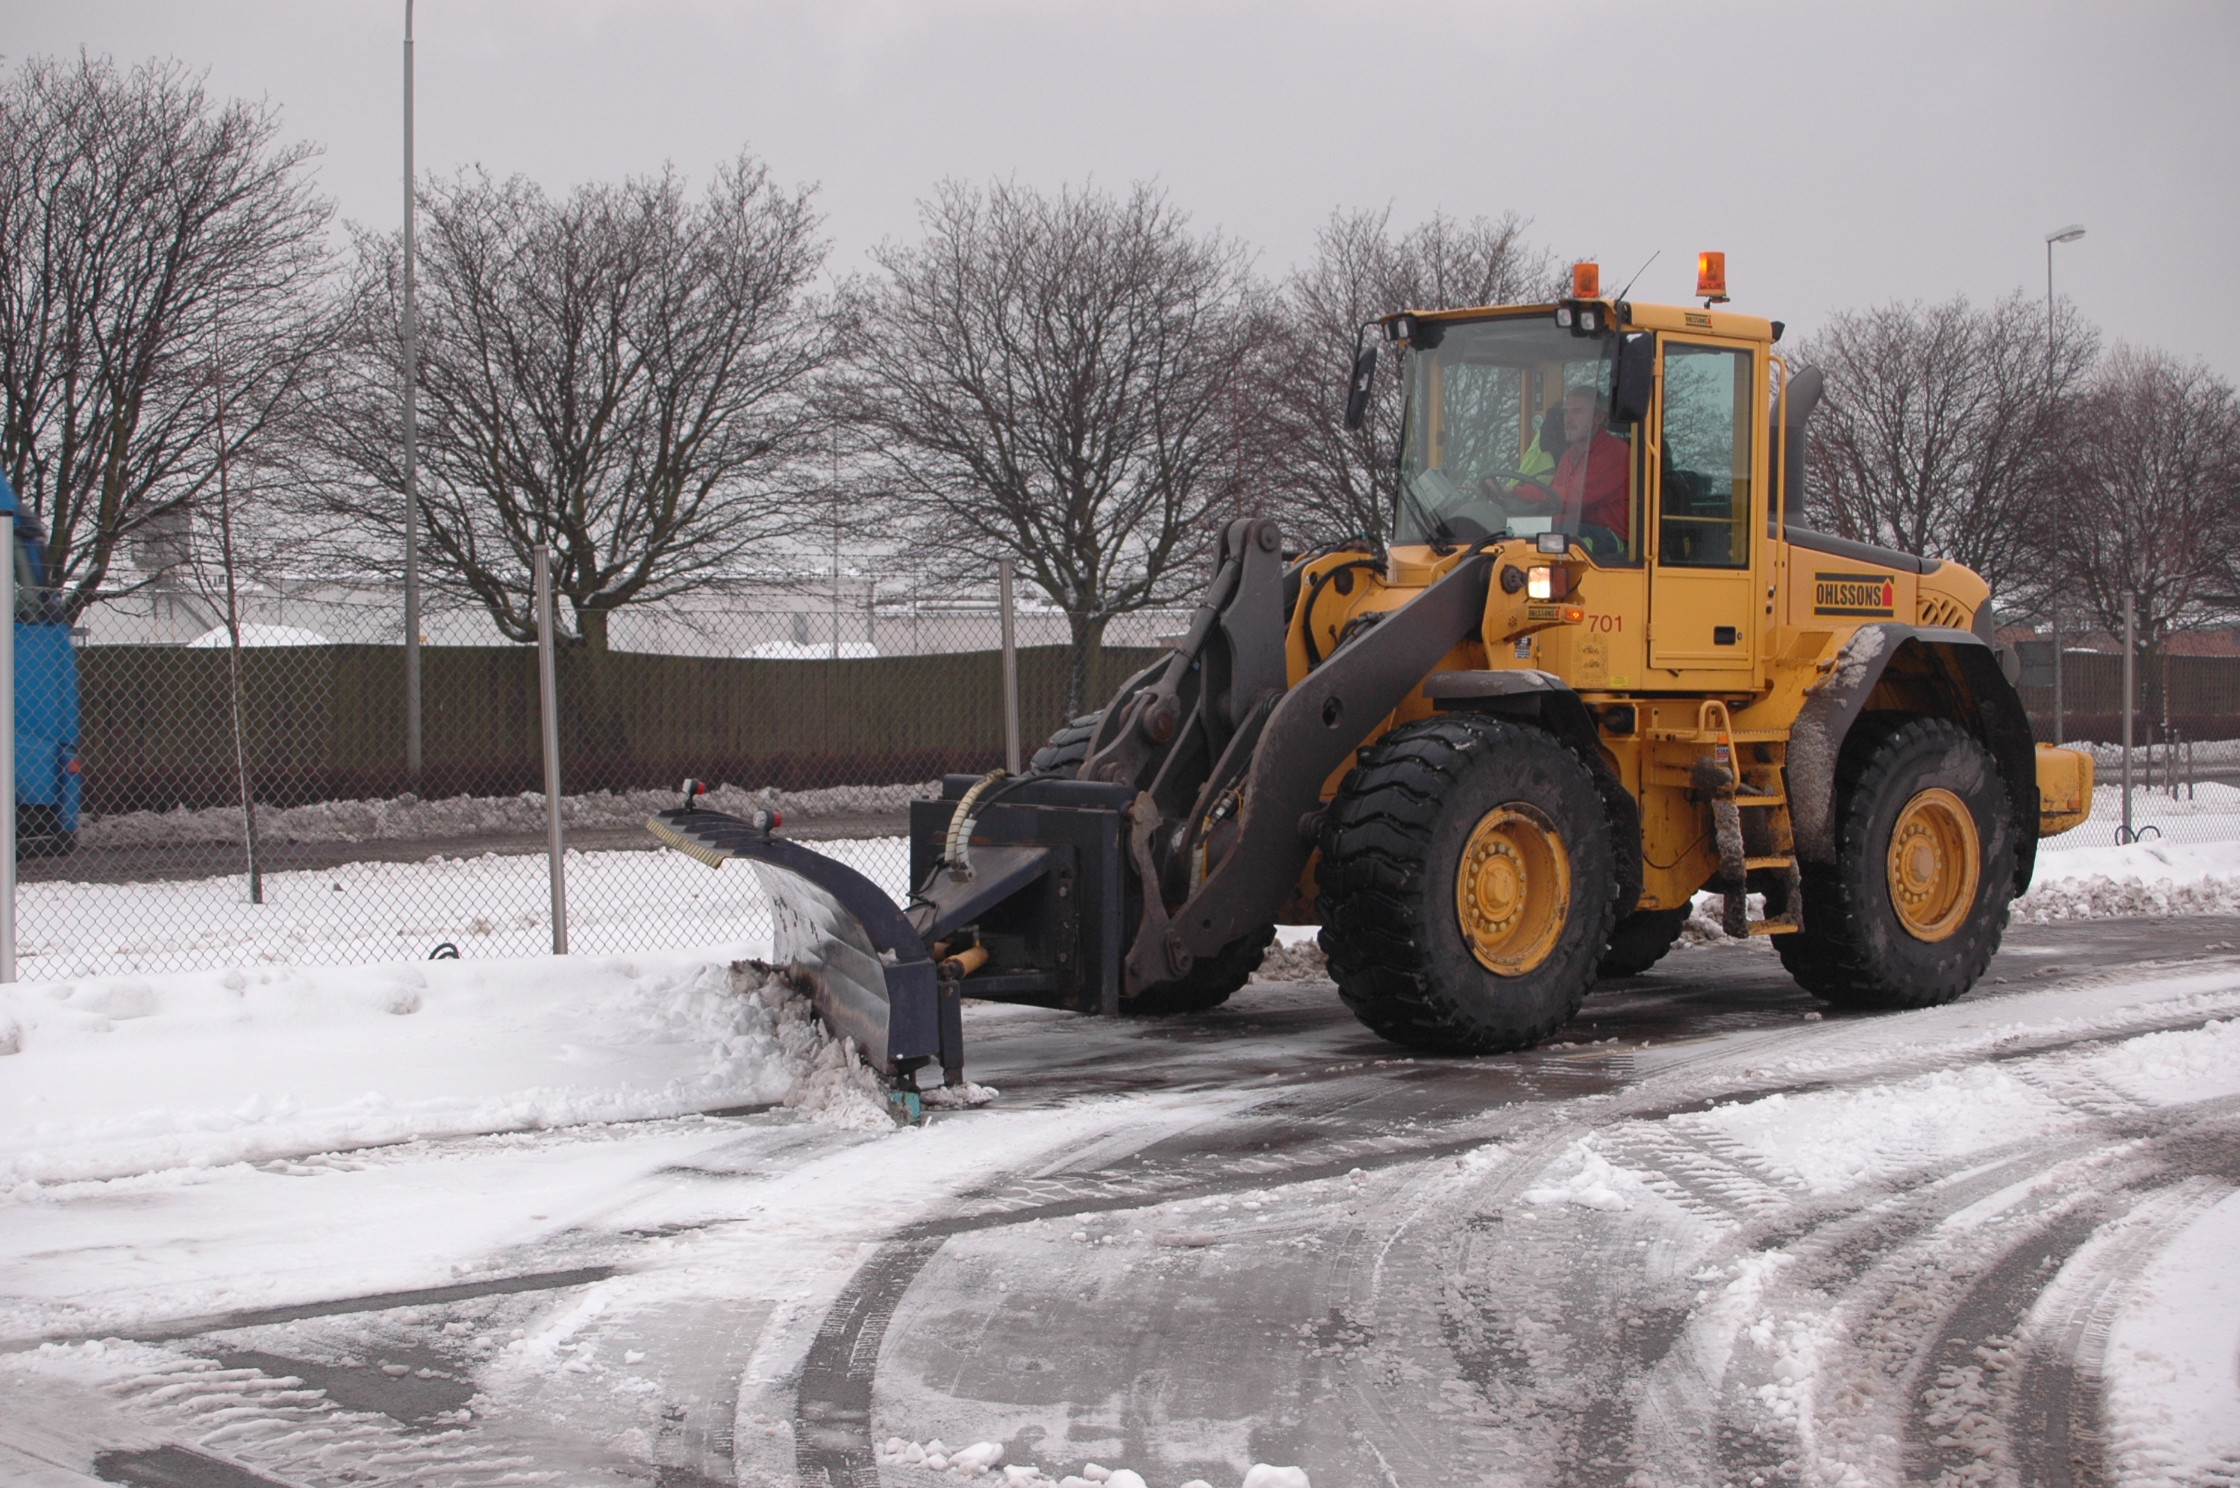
651 268 2096 1099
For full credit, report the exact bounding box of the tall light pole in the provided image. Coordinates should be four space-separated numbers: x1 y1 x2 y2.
2044 224 2084 745
403 0 423 784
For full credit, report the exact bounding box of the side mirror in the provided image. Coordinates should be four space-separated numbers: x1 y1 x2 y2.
1610 333 1654 427
1342 345 1377 431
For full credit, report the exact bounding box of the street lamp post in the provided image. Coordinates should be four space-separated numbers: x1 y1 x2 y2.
402 0 423 782
2044 224 2084 745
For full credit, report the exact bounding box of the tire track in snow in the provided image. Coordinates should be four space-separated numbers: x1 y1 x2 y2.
794 975 2240 1488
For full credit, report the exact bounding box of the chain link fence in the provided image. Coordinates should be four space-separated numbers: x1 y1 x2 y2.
2037 740 2240 854
12 576 2240 979
13 573 1183 979
2017 645 2240 853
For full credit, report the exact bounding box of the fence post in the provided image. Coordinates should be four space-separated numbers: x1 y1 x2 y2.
2120 592 2134 845
999 558 1021 775
2050 607 2063 744
534 546 569 954
1 506 14 983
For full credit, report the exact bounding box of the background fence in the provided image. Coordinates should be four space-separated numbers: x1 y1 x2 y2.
12 588 1184 979
2016 645 2240 745
9 601 2239 981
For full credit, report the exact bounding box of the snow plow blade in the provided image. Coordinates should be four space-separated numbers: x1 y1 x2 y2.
649 773 1137 1087
648 807 946 1080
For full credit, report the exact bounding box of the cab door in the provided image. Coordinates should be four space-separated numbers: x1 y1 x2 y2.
1647 337 1761 676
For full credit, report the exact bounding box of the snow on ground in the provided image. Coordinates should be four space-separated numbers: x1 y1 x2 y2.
1675 1064 2080 1196
871 1437 1309 1488
2074 734 2240 770
2096 1188 2240 1488
17 836 909 978
854 970 2240 1488
2018 836 2240 921
81 780 933 849
2041 778 2240 851
1665 834 2240 948
25 764 2240 986
19 825 2240 985
0 953 893 1193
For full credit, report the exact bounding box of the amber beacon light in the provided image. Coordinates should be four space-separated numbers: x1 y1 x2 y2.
1697 251 1729 305
1570 261 1601 299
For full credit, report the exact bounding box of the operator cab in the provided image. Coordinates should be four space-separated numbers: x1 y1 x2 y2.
1390 311 1641 563
1382 276 1778 681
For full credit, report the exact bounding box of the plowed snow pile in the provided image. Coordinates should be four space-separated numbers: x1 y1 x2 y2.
0 955 890 1193
2014 837 2240 920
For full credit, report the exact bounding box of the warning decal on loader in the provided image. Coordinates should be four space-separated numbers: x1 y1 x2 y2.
1813 570 1896 617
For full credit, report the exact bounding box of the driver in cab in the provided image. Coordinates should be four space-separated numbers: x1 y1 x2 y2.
1483 384 1629 549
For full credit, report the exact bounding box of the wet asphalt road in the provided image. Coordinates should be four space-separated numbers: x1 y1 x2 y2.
6 914 2238 1488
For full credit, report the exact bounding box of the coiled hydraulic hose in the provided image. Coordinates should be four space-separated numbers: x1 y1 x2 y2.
943 769 1011 880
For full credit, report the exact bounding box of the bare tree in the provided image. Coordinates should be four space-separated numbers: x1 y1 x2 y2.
2052 346 2240 652
0 53 334 619
841 181 1261 712
1797 292 2096 600
307 155 833 650
1260 208 1556 549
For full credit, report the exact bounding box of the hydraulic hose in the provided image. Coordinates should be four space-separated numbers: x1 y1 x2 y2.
943 769 1011 880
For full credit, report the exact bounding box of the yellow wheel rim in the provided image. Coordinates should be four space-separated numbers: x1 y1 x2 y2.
1454 803 1571 976
1886 787 1981 943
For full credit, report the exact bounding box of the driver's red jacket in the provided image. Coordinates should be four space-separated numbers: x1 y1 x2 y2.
1519 430 1628 537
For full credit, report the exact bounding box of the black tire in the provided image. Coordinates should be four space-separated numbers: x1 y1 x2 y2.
1597 906 1690 978
1125 924 1275 1015
1777 716 2016 1010
1317 715 1618 1053
1026 712 1102 778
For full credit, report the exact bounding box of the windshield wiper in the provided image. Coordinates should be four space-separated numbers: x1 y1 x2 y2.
1400 470 1460 551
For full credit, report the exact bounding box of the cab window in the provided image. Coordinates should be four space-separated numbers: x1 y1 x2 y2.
1395 315 1639 563
1657 343 1753 569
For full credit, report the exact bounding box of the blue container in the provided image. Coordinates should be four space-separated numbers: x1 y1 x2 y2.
1 472 80 855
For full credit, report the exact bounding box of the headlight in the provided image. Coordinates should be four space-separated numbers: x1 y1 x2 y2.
1526 565 1571 601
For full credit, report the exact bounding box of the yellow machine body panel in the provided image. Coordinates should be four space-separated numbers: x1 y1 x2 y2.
2035 743 2095 837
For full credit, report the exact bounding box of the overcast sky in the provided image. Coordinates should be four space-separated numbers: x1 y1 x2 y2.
7 1 2236 377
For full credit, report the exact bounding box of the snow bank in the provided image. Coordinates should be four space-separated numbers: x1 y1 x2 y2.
871 1437 1308 1488
1677 1065 2078 1196
185 623 332 648
81 780 936 849
0 955 893 1192
2075 1017 2240 1107
2041 780 2240 853
1252 938 1328 983
2074 736 2240 769
18 836 913 979
1520 1139 1650 1212
2017 837 2240 922
1673 837 2240 948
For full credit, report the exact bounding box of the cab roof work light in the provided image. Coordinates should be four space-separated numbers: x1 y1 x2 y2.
1697 251 1729 305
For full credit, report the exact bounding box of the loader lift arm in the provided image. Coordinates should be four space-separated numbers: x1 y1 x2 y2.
645 520 1496 1090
